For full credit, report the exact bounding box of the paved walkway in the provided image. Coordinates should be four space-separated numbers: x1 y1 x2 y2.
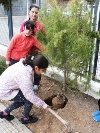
0 102 33 133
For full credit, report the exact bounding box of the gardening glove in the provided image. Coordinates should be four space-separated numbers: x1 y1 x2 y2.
6 61 11 67
33 85 39 91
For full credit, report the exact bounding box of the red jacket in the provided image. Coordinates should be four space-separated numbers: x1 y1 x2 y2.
20 20 45 54
6 32 44 61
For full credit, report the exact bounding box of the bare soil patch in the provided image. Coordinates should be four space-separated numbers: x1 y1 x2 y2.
0 68 100 133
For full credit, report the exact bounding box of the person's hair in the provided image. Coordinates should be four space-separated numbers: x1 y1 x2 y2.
23 54 49 69
24 20 34 30
29 4 40 10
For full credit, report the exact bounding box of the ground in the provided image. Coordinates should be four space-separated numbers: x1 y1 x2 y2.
0 74 100 133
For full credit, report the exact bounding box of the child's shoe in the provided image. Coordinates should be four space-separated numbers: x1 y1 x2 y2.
0 111 14 121
93 115 100 122
20 116 38 124
92 110 100 117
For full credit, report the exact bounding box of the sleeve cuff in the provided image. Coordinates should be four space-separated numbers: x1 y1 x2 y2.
43 103 48 109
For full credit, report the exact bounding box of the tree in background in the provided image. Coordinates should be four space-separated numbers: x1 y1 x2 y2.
0 0 12 10
36 0 94 92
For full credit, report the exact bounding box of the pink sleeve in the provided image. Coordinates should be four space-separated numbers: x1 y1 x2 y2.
34 21 45 34
39 23 45 33
20 21 26 32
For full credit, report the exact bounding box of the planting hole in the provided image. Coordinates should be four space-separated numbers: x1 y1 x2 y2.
44 94 68 110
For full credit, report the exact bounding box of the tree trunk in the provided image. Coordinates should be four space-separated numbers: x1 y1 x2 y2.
62 63 66 92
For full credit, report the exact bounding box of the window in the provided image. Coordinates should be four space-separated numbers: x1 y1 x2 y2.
32 0 36 4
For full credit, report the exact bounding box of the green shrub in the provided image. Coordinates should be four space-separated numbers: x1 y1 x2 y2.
0 59 7 75
37 0 93 91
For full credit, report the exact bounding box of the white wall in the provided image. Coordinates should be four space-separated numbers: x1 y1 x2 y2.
0 44 7 57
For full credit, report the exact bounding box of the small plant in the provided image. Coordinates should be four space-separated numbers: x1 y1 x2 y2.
0 59 7 75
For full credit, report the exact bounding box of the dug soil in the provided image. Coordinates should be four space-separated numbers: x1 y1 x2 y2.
0 75 100 133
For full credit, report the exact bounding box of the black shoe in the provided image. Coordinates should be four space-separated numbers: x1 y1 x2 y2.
20 116 38 124
0 112 14 121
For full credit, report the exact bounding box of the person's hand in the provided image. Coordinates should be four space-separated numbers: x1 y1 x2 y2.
44 105 50 111
6 61 11 67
